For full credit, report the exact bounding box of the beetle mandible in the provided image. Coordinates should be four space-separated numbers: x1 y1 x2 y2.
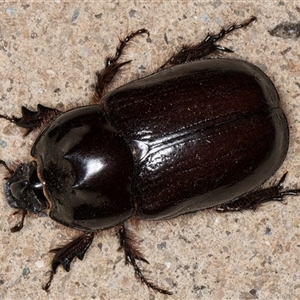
0 16 299 295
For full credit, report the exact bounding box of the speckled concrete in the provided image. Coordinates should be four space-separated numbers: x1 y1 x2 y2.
0 2 300 300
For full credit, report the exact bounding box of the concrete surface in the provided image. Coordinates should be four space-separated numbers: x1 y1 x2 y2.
0 2 300 300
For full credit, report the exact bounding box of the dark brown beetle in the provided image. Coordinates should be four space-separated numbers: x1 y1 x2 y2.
0 17 299 295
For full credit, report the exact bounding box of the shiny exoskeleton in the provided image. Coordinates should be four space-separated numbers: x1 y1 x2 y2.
1 17 299 295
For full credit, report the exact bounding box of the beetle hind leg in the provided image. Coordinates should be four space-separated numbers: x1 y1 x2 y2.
159 16 256 70
92 29 149 102
43 232 94 292
118 224 172 295
216 173 300 212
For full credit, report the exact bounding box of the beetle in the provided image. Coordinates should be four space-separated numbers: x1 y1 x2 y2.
0 16 299 295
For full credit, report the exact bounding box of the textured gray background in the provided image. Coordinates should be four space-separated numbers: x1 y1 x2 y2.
0 2 300 300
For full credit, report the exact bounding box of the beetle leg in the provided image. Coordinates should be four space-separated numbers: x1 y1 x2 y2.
92 29 150 102
9 209 27 232
159 16 256 70
216 173 300 212
0 159 14 176
43 232 94 292
0 104 60 136
118 224 172 295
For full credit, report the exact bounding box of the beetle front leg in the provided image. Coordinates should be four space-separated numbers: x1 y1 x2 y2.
92 29 149 102
159 16 256 70
0 104 60 136
215 173 300 212
118 224 172 295
43 232 94 292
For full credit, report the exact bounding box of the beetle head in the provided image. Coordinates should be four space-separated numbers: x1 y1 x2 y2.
4 161 49 215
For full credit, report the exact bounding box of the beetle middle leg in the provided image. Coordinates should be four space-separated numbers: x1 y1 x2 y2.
92 29 149 102
118 224 172 295
43 232 94 292
159 16 256 70
215 173 300 212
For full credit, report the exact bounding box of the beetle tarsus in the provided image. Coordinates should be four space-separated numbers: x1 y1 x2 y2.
0 114 14 123
216 172 300 212
118 224 172 295
42 271 54 292
43 232 94 291
159 16 257 70
92 28 149 102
